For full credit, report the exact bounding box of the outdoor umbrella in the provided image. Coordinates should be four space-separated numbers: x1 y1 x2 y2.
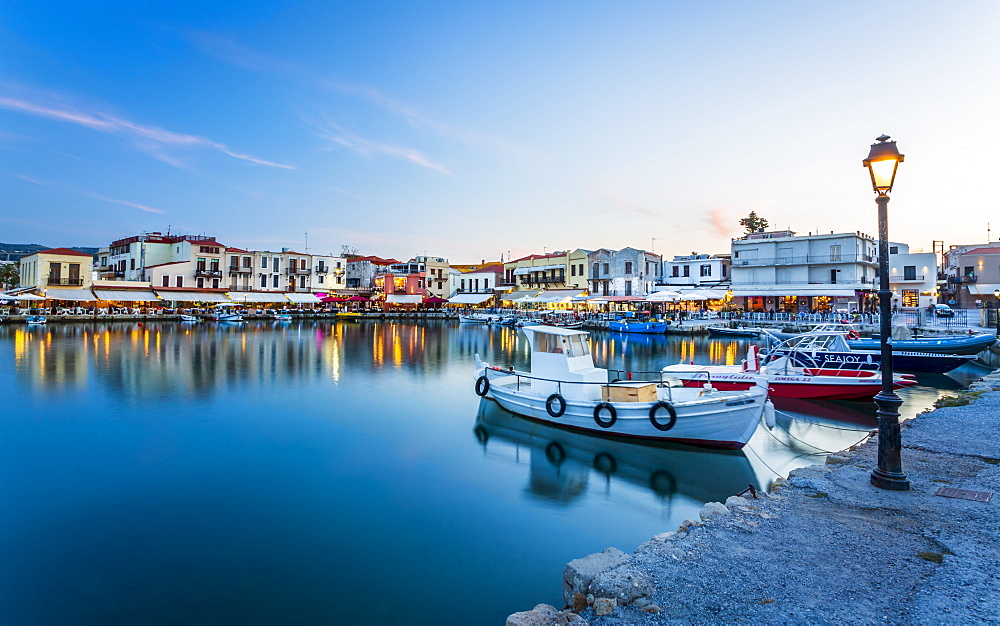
321 295 346 302
346 295 371 302
423 296 449 304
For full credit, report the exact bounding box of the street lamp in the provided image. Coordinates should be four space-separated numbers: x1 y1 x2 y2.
863 134 909 491
994 288 999 335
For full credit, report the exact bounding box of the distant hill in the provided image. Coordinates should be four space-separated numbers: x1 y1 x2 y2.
0 243 100 262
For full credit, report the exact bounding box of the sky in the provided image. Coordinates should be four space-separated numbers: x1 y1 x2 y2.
1 1 998 262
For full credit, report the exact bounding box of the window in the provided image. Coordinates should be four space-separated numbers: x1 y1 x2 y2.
243 256 251 268
671 266 679 277
262 256 268 268
162 276 169 287
197 258 206 271
700 264 711 277
889 246 899 254
230 256 239 269
902 290 918 307
722 264 727 278
683 265 690 277
535 333 565 354
130 258 136 270
273 275 279 288
197 278 204 288
273 257 280 271
260 275 267 288
299 276 306 288
624 261 633 274
592 263 600 278
903 265 917 280
625 280 632 296
212 278 219 289
176 276 183 287
571 264 576 276
210 259 219 271
603 263 609 275
318 275 324 284
830 245 842 262
578 264 584 276
461 279 466 291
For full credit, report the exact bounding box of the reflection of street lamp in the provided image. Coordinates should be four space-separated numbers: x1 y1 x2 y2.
863 134 909 491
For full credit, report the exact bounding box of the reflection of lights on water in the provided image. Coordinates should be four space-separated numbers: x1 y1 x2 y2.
13 329 26 364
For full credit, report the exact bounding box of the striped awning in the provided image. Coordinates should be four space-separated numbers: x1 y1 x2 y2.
385 294 422 304
227 292 289 303
284 293 322 304
44 288 97 301
94 289 160 302
154 290 232 302
448 293 494 304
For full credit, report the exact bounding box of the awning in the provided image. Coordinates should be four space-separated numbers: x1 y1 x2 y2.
524 290 584 304
284 293 322 304
386 294 422 304
731 288 860 297
675 289 729 301
44 288 97 301
227 292 289 303
512 265 563 275
645 291 681 301
966 284 1000 296
448 293 494 304
501 290 541 301
94 289 160 302
0 292 45 301
154 290 232 302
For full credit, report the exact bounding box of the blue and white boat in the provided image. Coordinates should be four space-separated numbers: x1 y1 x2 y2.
767 331 975 374
608 316 669 334
26 315 47 325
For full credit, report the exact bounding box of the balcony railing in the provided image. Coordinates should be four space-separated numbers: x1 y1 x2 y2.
48 277 84 286
731 280 876 287
195 269 223 278
890 275 925 282
315 266 329 273
732 254 877 267
287 268 312 276
951 275 977 284
228 266 253 274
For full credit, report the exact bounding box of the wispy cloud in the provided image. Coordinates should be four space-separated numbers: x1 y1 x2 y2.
585 188 660 219
188 31 510 151
0 94 294 170
706 207 732 238
311 118 454 176
11 172 165 213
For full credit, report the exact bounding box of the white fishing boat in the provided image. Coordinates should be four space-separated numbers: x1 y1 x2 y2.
473 326 771 449
179 314 201 322
26 315 47 325
460 313 499 324
273 310 293 321
207 304 244 322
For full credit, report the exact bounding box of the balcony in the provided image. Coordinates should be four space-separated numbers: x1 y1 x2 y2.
889 275 925 282
228 266 253 274
315 266 329 274
196 269 223 278
48 277 84 286
949 274 977 284
287 267 312 276
732 254 877 267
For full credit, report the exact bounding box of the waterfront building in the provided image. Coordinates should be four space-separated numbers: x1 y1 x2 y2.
309 254 347 293
418 256 451 299
886 242 937 310
660 252 730 290
226 248 255 292
18 247 94 300
586 247 662 297
346 256 397 293
730 230 877 313
940 242 1000 308
103 232 225 289
501 250 590 293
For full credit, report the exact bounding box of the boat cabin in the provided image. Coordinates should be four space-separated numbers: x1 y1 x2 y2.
520 325 606 401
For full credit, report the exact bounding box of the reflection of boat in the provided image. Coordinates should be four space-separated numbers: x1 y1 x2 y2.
273 310 293 321
179 314 200 322
663 343 917 401
473 325 771 449
766 331 975 374
459 313 496 324
707 326 762 338
335 311 362 319
26 315 47 325
473 399 763 504
609 319 669 334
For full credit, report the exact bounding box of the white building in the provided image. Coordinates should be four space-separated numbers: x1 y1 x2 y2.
730 230 878 313
661 253 730 289
887 242 937 310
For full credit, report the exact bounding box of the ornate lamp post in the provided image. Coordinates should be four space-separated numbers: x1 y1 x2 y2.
994 288 999 335
864 134 909 490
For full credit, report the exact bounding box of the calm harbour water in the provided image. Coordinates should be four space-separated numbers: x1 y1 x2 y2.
0 320 989 624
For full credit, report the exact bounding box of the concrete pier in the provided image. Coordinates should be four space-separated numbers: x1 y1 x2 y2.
511 371 1000 624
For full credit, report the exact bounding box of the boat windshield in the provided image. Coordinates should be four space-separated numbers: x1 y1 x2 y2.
534 333 591 357
782 333 847 352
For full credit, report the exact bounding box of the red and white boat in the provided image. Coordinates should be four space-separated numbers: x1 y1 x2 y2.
661 345 917 401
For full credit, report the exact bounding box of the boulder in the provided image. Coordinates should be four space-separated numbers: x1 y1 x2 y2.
593 597 617 616
589 563 653 605
699 501 730 521
563 547 629 605
506 604 557 626
724 495 750 509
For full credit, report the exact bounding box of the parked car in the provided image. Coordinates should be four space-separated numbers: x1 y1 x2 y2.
933 304 955 317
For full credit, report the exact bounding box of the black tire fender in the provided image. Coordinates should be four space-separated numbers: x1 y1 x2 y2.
593 402 617 428
545 441 566 465
475 375 490 397
649 401 677 431
545 393 567 418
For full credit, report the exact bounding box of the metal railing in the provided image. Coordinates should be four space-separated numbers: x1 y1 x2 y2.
733 254 876 267
47 277 84 286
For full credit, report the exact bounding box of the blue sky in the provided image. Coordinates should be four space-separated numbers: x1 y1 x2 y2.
2 1 997 261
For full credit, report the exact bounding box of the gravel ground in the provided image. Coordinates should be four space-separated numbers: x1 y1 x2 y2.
523 371 1000 625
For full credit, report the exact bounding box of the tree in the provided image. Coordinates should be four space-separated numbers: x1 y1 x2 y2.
0 262 19 290
739 211 769 234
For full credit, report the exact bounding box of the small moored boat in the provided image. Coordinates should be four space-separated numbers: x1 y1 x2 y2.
609 319 669 334
179 314 201 322
473 325 771 449
207 304 244 322
26 315 47 325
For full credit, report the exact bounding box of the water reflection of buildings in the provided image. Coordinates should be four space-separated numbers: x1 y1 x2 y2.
473 399 763 508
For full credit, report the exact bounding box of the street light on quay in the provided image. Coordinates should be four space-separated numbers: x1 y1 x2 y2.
863 134 910 491
994 288 999 335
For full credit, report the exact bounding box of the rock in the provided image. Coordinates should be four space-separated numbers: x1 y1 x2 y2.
642 604 662 613
589 563 653 605
651 531 677 542
506 604 558 626
573 592 588 612
555 612 586 625
725 495 750 509
678 518 703 532
593 597 617 616
699 501 730 521
826 454 850 465
563 547 629 605
770 477 789 492
633 597 651 609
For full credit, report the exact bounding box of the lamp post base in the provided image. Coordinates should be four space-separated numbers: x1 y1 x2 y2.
870 468 910 491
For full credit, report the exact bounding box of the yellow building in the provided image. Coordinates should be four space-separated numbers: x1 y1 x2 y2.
18 248 95 301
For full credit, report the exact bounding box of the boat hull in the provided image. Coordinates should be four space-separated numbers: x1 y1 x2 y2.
662 365 916 401
609 321 668 334
707 327 762 338
486 383 765 449
847 333 997 355
771 348 973 374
